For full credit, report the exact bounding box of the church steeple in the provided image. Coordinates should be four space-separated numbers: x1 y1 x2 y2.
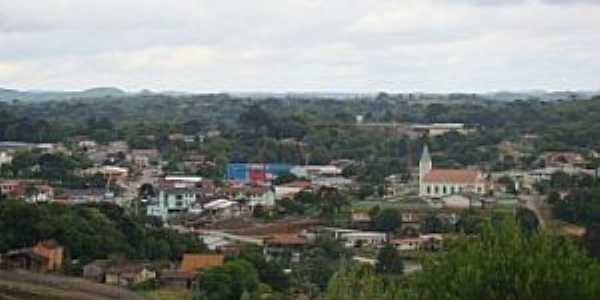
419 144 432 183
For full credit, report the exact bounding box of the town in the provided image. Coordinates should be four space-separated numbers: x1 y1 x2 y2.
2 0 600 299
1 92 600 299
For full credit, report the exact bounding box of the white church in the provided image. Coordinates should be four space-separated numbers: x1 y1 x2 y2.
419 144 488 198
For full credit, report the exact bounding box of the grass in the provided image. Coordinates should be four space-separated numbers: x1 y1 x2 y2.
142 289 193 300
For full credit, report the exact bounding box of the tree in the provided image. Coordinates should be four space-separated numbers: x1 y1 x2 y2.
516 207 540 235
422 214 444 233
239 246 289 291
324 264 405 300
414 218 600 300
195 259 259 300
376 244 404 274
373 208 402 233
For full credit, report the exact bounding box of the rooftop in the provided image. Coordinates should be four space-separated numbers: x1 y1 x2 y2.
423 169 481 184
179 254 224 273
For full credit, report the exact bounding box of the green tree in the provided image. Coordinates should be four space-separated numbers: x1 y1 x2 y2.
324 263 405 300
376 244 404 274
414 218 600 300
373 208 402 233
195 259 259 300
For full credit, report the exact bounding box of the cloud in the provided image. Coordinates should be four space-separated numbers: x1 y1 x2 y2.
0 0 598 92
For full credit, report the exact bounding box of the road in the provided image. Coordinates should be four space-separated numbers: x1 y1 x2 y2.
167 225 264 245
0 270 141 300
519 194 549 228
117 167 160 207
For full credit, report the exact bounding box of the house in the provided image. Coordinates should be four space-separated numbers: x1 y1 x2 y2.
390 234 443 252
146 187 200 220
0 151 13 167
390 237 422 251
203 199 248 220
224 184 276 208
179 254 224 273
384 174 407 198
159 270 199 289
105 264 156 286
0 180 24 198
59 188 108 204
543 151 586 168
263 234 307 262
441 194 474 209
130 149 160 168
410 123 473 137
1 240 63 273
419 144 488 198
181 154 211 172
290 165 342 179
274 181 312 200
302 227 360 242
83 259 111 282
78 140 97 151
339 231 387 248
25 185 55 203
160 253 225 289
312 176 353 189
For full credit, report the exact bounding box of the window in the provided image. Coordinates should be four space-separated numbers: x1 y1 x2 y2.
427 186 431 194
176 194 183 200
434 186 439 194
443 186 447 194
451 186 456 194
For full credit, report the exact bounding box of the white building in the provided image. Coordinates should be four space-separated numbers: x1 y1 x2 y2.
146 187 199 220
339 231 387 248
0 151 13 167
419 145 487 198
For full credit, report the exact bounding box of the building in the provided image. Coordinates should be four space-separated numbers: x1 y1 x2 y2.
274 181 312 200
419 145 488 198
411 123 473 137
25 185 55 203
0 180 23 198
542 151 586 168
0 151 13 167
340 231 387 248
1 240 64 273
202 198 247 220
179 254 224 273
263 234 307 262
105 264 156 286
390 234 443 252
83 260 111 282
146 187 200 220
129 149 160 168
160 254 225 289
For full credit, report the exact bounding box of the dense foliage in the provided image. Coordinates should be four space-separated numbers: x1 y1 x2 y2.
0 200 205 262
325 219 600 300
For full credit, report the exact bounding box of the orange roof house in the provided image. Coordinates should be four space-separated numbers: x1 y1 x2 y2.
179 254 224 273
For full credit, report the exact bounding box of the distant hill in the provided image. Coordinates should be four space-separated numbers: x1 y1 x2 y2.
482 90 600 102
0 87 128 102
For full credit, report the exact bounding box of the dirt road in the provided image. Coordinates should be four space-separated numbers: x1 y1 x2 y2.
0 270 142 300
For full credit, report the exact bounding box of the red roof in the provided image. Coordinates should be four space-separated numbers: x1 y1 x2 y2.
265 234 307 246
423 169 481 184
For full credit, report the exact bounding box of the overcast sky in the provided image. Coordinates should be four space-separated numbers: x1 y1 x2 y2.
1 0 599 93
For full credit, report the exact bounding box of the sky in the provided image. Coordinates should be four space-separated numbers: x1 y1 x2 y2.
0 0 599 93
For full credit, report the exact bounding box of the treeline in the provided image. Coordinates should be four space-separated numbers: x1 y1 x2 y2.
324 219 600 300
0 201 205 262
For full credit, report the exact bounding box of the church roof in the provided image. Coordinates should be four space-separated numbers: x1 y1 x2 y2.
423 169 481 184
